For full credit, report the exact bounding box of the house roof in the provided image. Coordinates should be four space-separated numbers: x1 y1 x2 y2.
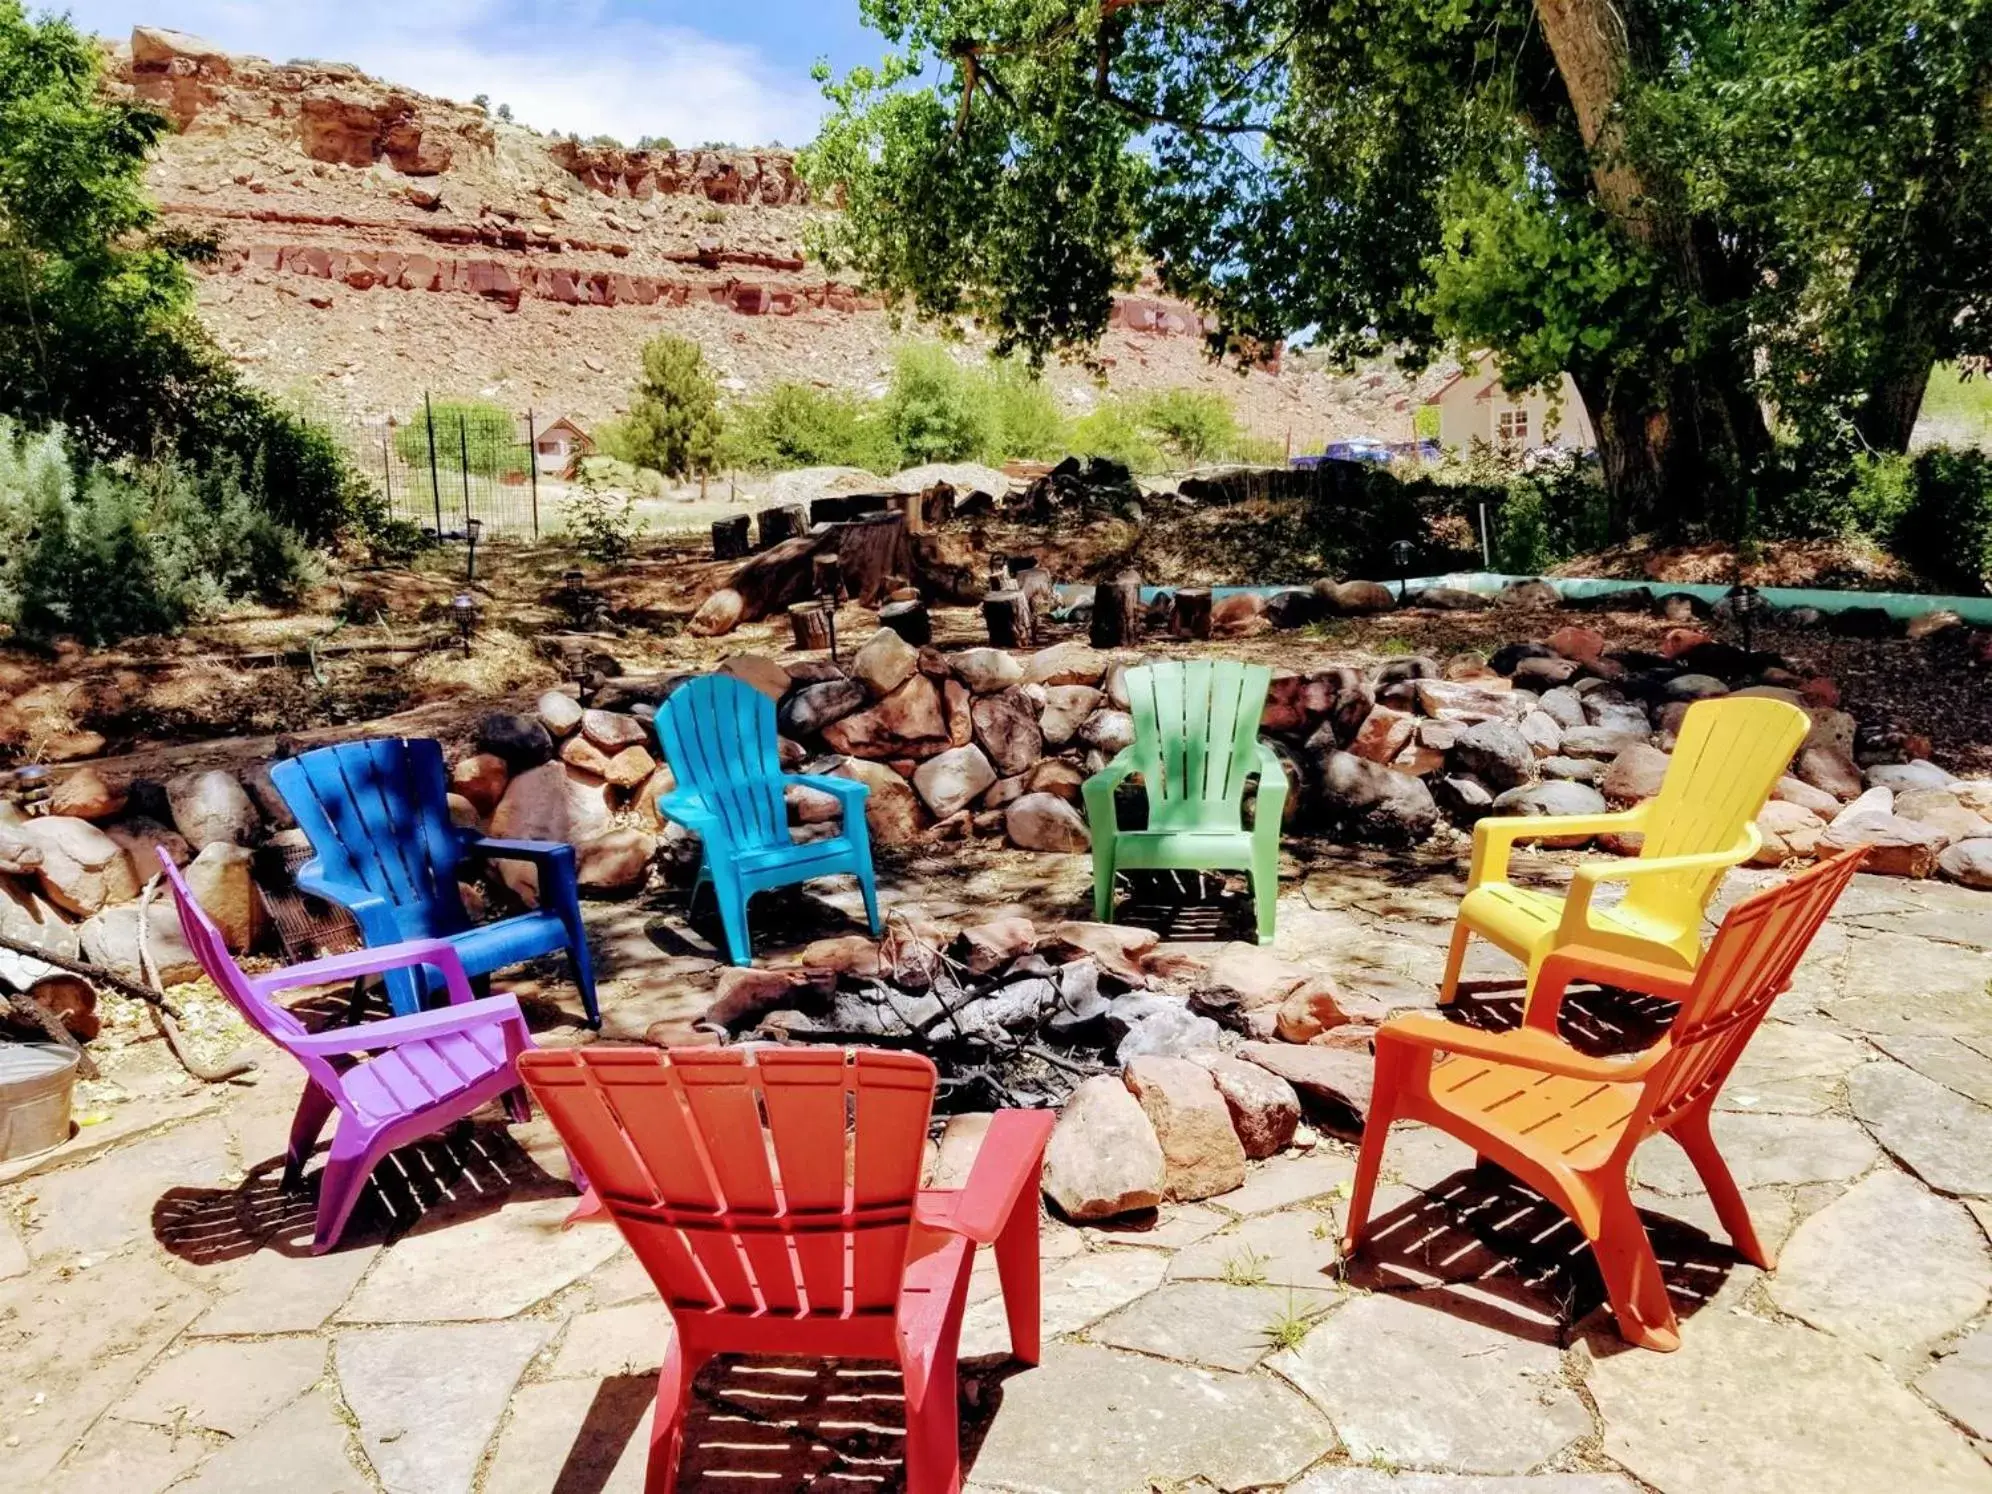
538 415 590 440
1424 371 1499 406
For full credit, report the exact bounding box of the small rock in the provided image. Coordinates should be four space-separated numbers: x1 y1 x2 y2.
1313 751 1439 845
1434 773 1496 822
1078 709 1136 756
718 654 791 701
1276 981 1351 1043
957 915 1036 973
1868 759 1956 793
49 768 124 822
18 817 139 916
1490 781 1610 846
580 709 648 753
1042 1074 1166 1220
823 677 949 757
1601 742 1672 805
831 758 926 845
1663 673 1730 701
1775 775 1843 815
184 842 259 952
602 745 656 790
972 688 1044 776
1938 839 1992 889
952 648 1024 694
1047 921 1157 985
80 903 199 985
1039 686 1102 748
851 627 919 698
535 690 583 738
1539 756 1606 784
1117 1001 1226 1063
912 745 997 819
1517 711 1563 758
1558 725 1649 761
1795 744 1864 801
1753 800 1828 865
1006 792 1091 852
1329 579 1396 614
1449 720 1535 791
1349 705 1415 765
1536 686 1587 729
1546 625 1607 664
1023 642 1108 687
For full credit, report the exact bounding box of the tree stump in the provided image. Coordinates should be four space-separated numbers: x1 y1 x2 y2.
1091 571 1144 649
711 514 751 560
788 601 833 651
879 599 932 647
984 589 1034 649
811 552 845 602
757 503 809 549
1017 567 1056 620
1173 586 1214 640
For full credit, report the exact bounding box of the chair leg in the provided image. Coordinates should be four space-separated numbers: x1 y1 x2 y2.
1339 1053 1408 1258
283 1083 338 1191
503 1085 532 1125
311 1126 380 1255
1439 920 1471 1004
1250 862 1278 944
713 877 754 966
645 1331 710 1494
901 1262 973 1494
994 1191 1044 1366
1672 1101 1774 1269
1592 1182 1681 1352
1091 845 1116 924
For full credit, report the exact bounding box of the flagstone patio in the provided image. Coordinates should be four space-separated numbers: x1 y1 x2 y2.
7 845 1992 1492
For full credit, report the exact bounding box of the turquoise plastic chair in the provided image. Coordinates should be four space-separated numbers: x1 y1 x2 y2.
1082 660 1288 940
654 674 883 965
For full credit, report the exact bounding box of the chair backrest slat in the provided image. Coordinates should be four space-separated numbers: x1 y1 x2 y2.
1124 660 1271 829
517 1046 939 1319
655 676 790 852
271 740 468 937
1625 697 1809 922
1638 848 1866 1133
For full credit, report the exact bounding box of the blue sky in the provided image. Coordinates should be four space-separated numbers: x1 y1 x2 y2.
55 2 891 146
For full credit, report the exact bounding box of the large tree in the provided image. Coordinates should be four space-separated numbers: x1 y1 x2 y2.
805 0 1992 536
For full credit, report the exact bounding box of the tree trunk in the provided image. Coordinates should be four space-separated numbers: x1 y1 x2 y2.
1856 357 1936 454
1091 572 1144 648
984 590 1034 648
711 515 751 560
757 504 809 549
1172 587 1213 639
789 601 833 651
879 599 932 646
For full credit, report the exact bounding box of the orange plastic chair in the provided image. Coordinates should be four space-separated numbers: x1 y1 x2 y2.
1441 695 1811 1006
1344 848 1867 1351
517 1046 1054 1493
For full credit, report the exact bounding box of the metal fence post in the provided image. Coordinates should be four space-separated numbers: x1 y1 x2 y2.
457 411 472 535
424 392 443 535
380 428 393 510
526 408 539 540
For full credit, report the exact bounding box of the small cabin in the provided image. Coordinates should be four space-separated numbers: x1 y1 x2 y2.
1426 369 1595 454
534 415 594 476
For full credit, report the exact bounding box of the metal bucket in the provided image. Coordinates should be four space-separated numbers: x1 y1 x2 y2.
0 1043 81 1163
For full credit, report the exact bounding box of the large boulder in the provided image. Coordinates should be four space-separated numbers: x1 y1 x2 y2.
574 829 657 894
1187 1051 1300 1159
79 903 200 987
1237 1042 1374 1125
1313 751 1438 845
1821 813 1947 878
486 762 613 902
779 678 868 737
1077 709 1135 757
952 648 1024 694
1753 801 1828 866
912 745 997 820
1023 642 1108 687
823 677 949 758
1868 759 1956 793
1795 744 1864 801
184 842 260 952
1123 1057 1247 1202
166 769 260 851
972 688 1044 776
1327 579 1396 615
1449 720 1536 791
1601 743 1673 805
1039 685 1102 748
1489 781 1611 847
49 768 124 822
0 883 79 963
1006 793 1091 852
476 711 555 770
450 753 509 814
1041 1074 1166 1220
18 817 139 916
852 627 920 698
832 758 926 845
1939 839 1992 890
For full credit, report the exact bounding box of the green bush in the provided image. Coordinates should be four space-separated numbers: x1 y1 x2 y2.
1490 458 1610 573
0 418 315 644
616 335 725 478
390 400 519 479
561 466 643 563
981 363 1068 462
1896 447 1992 593
1139 390 1241 467
1070 399 1165 473
882 344 995 465
722 382 900 473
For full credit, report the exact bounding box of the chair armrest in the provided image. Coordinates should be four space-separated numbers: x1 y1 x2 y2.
787 773 870 818
285 994 528 1057
913 1109 1055 1245
294 864 399 943
1379 1011 1668 1083
467 837 575 867
250 938 479 1006
1080 749 1142 832
1525 943 1700 1034
1468 804 1649 888
1556 832 1758 945
656 790 724 839
1251 741 1290 840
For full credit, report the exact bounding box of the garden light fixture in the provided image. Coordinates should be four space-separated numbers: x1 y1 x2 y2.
451 592 479 655
1389 538 1417 601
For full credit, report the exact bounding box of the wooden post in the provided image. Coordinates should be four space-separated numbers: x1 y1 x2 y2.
1173 586 1214 640
889 490 929 536
984 589 1033 649
757 503 809 549
879 599 932 647
712 514 751 560
811 552 845 601
788 601 833 651
1091 571 1144 649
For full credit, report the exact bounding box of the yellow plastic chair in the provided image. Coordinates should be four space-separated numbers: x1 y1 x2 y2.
1440 695 1810 1006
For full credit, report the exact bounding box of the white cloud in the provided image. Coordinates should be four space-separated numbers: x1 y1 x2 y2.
62 2 826 146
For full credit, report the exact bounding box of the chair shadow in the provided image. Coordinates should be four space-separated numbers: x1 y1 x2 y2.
151 1118 571 1265
533 1353 1029 1492
1111 869 1260 943
1347 1161 1742 1344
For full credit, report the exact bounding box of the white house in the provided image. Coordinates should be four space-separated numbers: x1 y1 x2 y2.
533 415 593 476
1426 368 1596 453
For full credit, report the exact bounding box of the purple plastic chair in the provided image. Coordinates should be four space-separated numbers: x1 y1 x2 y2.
159 851 542 1253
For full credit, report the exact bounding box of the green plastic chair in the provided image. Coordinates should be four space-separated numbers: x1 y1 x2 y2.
1082 660 1288 940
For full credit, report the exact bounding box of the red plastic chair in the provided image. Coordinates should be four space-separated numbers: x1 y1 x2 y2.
517 1045 1053 1494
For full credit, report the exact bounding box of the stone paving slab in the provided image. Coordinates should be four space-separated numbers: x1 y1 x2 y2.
1291 1475 1640 1493
1091 1278 1340 1372
338 1196 623 1323
1850 1059 1992 1197
966 1342 1336 1493
170 1386 372 1494
118 1336 328 1438
1273 1290 1591 1475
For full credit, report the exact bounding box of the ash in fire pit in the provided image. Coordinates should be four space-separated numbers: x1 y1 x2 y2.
720 916 1223 1114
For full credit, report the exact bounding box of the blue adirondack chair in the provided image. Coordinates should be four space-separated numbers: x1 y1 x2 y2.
653 674 882 965
271 738 601 1026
